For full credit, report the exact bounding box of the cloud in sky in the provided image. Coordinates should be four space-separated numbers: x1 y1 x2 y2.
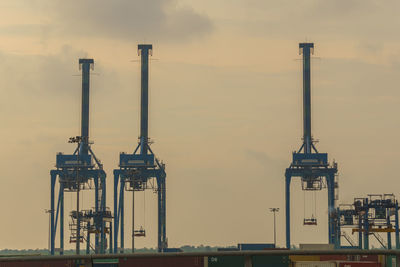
212 0 400 43
17 0 213 42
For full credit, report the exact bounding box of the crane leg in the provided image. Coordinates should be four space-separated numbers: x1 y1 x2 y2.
285 174 291 249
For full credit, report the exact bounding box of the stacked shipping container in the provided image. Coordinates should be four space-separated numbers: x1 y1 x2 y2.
119 256 204 267
0 254 396 267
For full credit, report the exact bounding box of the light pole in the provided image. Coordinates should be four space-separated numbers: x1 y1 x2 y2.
270 208 279 247
45 209 52 253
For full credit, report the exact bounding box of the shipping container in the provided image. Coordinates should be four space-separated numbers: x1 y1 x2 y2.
217 248 240 251
93 264 118 267
338 262 380 267
358 255 379 262
299 244 335 250
163 248 183 252
119 256 203 267
320 255 349 261
238 243 275 250
93 258 119 267
263 248 289 250
207 256 245 267
289 255 320 262
377 255 385 266
293 261 336 267
386 255 396 267
252 255 289 267
0 260 76 267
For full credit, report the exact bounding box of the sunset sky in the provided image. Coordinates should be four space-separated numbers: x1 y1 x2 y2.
1 0 400 250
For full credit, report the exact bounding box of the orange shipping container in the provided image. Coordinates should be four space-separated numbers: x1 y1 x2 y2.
289 255 320 262
119 256 204 267
320 255 349 261
338 262 380 267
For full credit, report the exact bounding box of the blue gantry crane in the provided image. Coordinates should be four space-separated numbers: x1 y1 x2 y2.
50 59 112 255
333 194 400 249
285 43 338 249
352 194 400 249
332 203 359 249
113 44 167 253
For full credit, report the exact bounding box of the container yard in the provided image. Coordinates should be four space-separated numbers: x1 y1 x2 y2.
0 251 398 267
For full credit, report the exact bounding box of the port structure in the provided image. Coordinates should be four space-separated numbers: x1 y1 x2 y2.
352 194 399 249
333 195 400 249
113 44 167 253
50 59 112 255
332 203 359 249
285 43 338 248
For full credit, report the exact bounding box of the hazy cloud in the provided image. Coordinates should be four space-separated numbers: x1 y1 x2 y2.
223 0 400 42
24 0 214 42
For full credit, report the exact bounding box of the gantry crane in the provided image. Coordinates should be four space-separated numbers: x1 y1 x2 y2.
333 194 400 249
50 59 112 255
113 44 167 253
285 43 338 248
352 194 400 249
332 204 359 249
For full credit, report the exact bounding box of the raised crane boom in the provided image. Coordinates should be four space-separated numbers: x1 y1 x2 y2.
79 58 94 155
300 43 313 154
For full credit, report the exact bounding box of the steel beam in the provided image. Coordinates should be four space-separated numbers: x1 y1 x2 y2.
299 43 314 154
285 174 291 249
79 58 94 155
138 44 152 155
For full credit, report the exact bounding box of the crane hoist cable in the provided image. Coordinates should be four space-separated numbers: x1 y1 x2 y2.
134 191 147 237
142 189 147 235
304 190 306 219
303 190 318 226
314 190 317 219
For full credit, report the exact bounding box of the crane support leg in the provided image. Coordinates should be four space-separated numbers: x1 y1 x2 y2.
60 185 64 255
113 171 119 253
387 215 392 249
109 221 113 254
86 222 91 254
363 211 369 249
334 211 341 249
358 216 363 249
157 177 166 252
327 174 335 244
285 174 291 249
120 180 125 253
101 173 106 254
50 172 56 255
132 188 135 253
94 176 99 253
396 202 400 249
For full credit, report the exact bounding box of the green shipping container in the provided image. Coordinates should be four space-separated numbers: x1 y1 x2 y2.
386 255 397 267
207 256 245 267
252 255 290 267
